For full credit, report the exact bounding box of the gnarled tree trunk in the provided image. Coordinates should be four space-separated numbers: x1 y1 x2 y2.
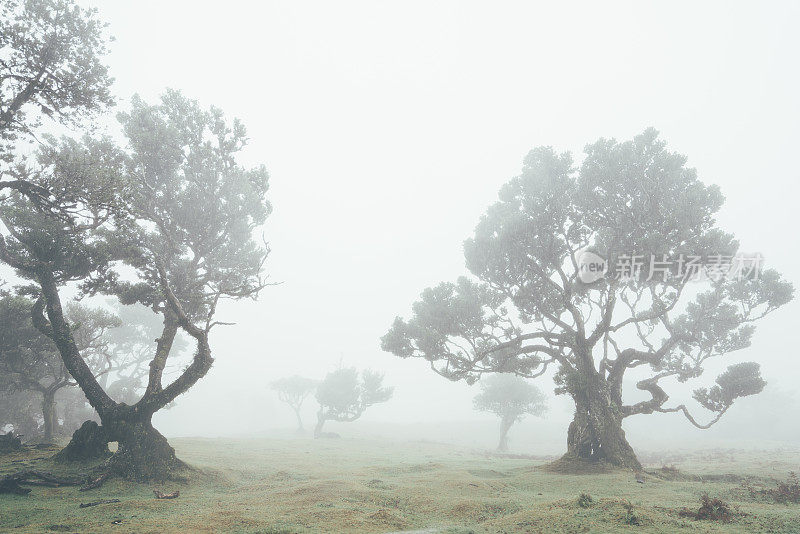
563 381 640 470
55 421 110 462
58 409 184 480
102 411 183 481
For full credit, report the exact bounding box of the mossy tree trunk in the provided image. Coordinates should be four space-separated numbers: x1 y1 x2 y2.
54 421 110 462
563 376 641 470
101 409 183 480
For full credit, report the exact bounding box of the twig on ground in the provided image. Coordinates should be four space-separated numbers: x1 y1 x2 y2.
79 499 121 508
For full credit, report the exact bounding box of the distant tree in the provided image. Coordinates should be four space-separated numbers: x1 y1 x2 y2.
0 389 40 438
474 374 546 452
271 376 317 433
314 368 393 438
383 130 793 469
0 293 119 442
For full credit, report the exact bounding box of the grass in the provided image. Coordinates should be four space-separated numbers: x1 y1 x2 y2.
1 437 799 533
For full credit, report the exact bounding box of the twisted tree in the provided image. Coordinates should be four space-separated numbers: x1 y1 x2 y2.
314 368 392 438
382 130 793 469
473 374 546 452
0 92 271 480
271 376 317 432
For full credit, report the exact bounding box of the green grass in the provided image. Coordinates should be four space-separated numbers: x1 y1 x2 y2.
1 438 799 533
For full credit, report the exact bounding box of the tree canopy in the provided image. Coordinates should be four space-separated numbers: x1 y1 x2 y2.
0 0 113 159
383 129 793 468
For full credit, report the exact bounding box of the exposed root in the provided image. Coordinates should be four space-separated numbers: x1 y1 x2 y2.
80 471 111 491
0 471 83 495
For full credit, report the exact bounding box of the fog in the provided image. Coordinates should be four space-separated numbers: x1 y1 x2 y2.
10 0 800 454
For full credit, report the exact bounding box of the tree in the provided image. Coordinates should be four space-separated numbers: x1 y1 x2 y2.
271 376 317 433
314 368 392 438
0 0 112 158
0 389 40 438
382 130 793 469
0 293 119 442
473 374 546 452
0 91 271 481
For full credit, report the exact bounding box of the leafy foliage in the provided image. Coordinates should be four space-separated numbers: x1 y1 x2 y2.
0 0 113 157
383 130 793 463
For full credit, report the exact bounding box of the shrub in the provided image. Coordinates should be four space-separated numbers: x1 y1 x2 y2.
679 494 732 522
577 493 593 508
771 472 800 504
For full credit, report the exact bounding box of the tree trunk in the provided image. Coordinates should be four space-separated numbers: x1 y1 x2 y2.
102 412 184 481
41 391 57 443
57 409 184 481
496 414 514 453
54 421 110 462
313 411 325 438
564 384 641 470
293 407 304 433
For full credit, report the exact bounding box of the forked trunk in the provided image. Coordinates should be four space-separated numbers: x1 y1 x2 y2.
58 409 184 481
564 385 641 470
103 413 184 481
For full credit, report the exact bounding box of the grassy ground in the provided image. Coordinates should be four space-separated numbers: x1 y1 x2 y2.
1 437 799 533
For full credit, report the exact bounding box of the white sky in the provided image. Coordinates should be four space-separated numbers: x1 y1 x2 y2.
70 1 800 443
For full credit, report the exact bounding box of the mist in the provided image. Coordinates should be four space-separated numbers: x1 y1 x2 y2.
2 1 799 532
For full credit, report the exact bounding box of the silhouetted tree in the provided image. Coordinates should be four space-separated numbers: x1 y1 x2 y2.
271 376 317 432
473 374 546 452
383 130 793 469
314 368 392 438
0 389 40 438
0 293 118 442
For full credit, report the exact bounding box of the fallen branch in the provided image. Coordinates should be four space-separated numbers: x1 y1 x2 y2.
0 475 31 495
16 471 82 486
79 499 120 508
0 471 82 495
